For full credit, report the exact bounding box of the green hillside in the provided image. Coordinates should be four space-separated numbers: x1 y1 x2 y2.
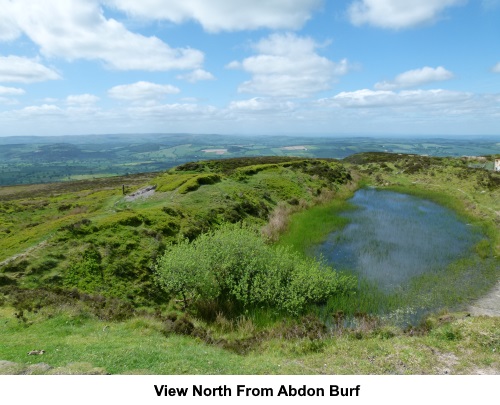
0 154 499 374
0 157 351 307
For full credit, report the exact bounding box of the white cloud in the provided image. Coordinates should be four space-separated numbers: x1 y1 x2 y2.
0 55 60 83
348 0 466 29
66 94 100 105
105 0 321 32
312 89 500 135
320 88 476 109
1 90 499 136
228 98 296 114
0 100 225 135
228 33 350 98
127 103 217 120
492 62 500 73
375 66 454 90
17 104 65 116
108 81 180 102
225 61 241 70
0 85 25 96
0 97 18 105
0 11 20 41
118 103 221 128
176 69 215 83
1 1 204 71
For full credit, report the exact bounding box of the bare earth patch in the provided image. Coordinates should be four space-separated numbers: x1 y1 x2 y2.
435 351 459 375
0 360 108 375
472 367 500 375
468 282 500 317
124 185 156 202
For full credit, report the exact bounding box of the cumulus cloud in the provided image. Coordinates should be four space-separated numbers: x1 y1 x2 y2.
0 55 60 83
313 88 500 135
0 11 20 41
105 0 321 32
66 94 100 105
126 103 218 120
492 62 500 73
320 88 475 109
0 85 25 96
0 1 203 71
176 69 215 83
347 0 466 29
16 104 65 116
375 66 454 90
108 81 180 102
228 98 296 114
227 33 350 98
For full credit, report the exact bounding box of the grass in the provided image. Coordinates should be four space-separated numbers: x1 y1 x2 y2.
0 306 498 374
277 200 352 255
1 152 499 374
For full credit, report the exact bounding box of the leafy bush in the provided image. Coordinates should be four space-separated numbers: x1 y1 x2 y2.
154 224 356 315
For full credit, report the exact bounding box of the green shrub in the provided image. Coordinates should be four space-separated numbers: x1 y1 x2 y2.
433 324 463 341
64 249 104 293
154 224 356 316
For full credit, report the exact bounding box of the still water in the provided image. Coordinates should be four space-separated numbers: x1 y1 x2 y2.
315 188 481 292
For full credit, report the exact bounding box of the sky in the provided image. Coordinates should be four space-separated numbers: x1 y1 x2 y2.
0 0 499 137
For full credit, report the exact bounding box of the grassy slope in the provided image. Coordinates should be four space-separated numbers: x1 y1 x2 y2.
1 153 499 374
1 306 498 375
0 158 349 305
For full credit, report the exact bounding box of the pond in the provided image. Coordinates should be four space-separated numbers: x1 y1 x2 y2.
314 188 482 295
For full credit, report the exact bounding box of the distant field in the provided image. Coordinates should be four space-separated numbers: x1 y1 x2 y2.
0 134 499 186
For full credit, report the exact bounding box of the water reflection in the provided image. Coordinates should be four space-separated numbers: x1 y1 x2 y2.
315 188 481 291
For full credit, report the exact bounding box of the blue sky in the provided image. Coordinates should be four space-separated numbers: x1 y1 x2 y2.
0 0 499 137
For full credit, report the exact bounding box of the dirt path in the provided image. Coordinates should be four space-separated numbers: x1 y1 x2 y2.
0 240 49 268
468 283 500 317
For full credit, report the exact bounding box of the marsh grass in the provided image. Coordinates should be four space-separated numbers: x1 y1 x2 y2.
277 199 354 254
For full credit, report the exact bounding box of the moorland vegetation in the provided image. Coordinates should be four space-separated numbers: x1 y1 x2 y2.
0 152 499 374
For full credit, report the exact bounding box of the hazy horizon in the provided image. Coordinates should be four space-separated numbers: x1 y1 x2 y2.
1 132 499 141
